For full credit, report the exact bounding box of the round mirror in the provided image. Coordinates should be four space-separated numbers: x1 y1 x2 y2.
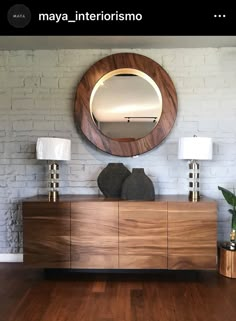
75 53 177 157
91 69 162 141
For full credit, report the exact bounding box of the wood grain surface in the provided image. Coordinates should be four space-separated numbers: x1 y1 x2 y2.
119 201 167 268
168 201 217 269
71 202 118 268
22 196 217 271
1 264 236 321
218 246 236 278
23 202 70 268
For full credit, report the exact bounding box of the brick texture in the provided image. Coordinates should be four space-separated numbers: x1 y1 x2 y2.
0 48 236 252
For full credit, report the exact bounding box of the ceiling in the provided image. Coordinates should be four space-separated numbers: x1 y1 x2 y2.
1 36 236 50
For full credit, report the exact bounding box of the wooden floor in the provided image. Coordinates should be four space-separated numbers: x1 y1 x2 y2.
0 264 236 321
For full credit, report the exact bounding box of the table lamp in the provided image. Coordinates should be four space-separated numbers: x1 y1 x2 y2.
178 136 213 202
36 137 71 201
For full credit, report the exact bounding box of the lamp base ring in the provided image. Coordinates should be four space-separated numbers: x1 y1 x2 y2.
49 191 59 202
189 191 200 202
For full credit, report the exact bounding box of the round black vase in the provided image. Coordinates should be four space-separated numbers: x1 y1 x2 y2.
97 163 131 198
121 168 155 200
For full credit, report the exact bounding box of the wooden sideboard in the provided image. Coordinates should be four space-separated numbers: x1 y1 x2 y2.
22 195 217 270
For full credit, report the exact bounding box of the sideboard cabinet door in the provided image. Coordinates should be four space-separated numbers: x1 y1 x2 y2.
23 202 70 268
168 202 217 270
119 201 168 269
71 201 118 268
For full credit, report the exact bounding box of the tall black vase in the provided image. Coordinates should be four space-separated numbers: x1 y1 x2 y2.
97 163 131 198
121 168 155 200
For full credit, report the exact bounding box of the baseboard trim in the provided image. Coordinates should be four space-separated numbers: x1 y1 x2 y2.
0 254 23 262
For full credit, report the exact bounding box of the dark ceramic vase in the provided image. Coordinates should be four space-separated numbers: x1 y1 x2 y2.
121 168 155 201
97 163 131 198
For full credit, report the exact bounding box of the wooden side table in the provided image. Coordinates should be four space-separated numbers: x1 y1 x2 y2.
218 243 236 278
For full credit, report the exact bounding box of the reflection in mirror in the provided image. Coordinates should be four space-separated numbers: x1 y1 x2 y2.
91 71 162 141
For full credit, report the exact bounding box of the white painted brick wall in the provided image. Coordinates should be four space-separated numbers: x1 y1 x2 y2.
0 47 236 252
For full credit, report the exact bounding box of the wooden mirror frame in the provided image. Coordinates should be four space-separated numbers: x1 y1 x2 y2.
74 53 177 157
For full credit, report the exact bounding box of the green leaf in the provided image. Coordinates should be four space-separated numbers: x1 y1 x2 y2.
232 214 236 229
218 186 236 207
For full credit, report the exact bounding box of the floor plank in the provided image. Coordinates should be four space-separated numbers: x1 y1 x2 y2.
0 264 236 321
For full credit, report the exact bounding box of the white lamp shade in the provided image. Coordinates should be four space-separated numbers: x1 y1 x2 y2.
178 137 213 160
36 137 71 161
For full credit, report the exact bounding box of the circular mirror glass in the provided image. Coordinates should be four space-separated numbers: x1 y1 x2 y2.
90 69 162 141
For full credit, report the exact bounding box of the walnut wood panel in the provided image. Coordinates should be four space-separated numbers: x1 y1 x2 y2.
119 255 167 269
168 225 216 255
71 254 118 269
71 202 118 268
74 53 177 157
119 201 167 212
119 237 167 256
218 246 236 278
168 255 216 270
168 202 217 269
72 237 117 255
232 251 236 278
23 203 70 268
22 196 217 270
23 202 70 218
168 202 216 212
119 202 167 268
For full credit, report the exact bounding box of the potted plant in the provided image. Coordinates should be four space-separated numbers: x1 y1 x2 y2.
218 186 236 250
